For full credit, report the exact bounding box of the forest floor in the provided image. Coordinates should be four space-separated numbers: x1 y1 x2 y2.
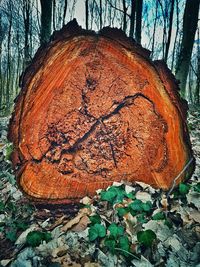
0 106 200 267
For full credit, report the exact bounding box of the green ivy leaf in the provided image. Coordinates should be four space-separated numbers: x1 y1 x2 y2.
104 237 116 254
100 190 117 203
108 223 124 239
117 207 129 217
152 212 165 220
125 192 136 199
88 228 98 241
142 201 152 212
43 232 52 242
88 223 106 241
100 186 126 204
137 229 156 247
137 213 148 223
89 214 101 225
179 183 190 195
129 199 143 212
26 231 51 247
119 236 130 252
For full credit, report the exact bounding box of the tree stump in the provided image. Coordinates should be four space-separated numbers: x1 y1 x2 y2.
8 20 194 203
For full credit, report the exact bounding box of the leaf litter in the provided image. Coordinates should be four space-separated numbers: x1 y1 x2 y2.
0 107 199 267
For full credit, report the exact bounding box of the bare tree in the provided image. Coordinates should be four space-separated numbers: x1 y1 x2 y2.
40 0 52 45
164 0 175 62
62 0 68 26
175 0 200 97
135 0 143 44
122 0 127 32
129 0 136 38
85 0 89 30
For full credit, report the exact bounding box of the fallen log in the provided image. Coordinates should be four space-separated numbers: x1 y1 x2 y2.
8 20 194 203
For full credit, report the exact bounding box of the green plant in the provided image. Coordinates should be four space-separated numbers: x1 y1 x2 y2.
137 229 156 247
26 230 52 247
5 143 13 161
88 223 106 241
152 212 165 221
100 185 135 205
179 183 190 195
104 224 130 256
108 223 124 238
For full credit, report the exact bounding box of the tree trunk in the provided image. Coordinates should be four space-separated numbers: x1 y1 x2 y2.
8 20 194 204
129 0 136 38
175 0 200 97
99 0 103 29
194 29 200 104
151 0 158 59
135 0 143 44
122 0 127 32
164 0 174 63
85 0 89 30
62 0 68 27
40 0 52 45
23 0 30 68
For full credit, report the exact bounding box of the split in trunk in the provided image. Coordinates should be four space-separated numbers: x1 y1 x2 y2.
8 20 194 204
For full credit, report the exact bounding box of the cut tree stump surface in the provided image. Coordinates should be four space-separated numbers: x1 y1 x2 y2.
8 20 194 203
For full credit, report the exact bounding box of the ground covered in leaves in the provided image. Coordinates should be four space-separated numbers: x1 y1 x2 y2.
0 106 200 267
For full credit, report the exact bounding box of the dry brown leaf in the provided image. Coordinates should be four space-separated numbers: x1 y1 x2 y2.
47 215 68 231
52 246 69 258
62 208 91 232
71 215 91 232
80 196 92 205
160 194 168 210
189 209 200 223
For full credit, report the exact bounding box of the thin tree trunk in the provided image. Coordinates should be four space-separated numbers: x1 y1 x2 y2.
62 0 68 26
171 0 179 71
122 0 127 32
135 0 143 44
164 0 175 62
52 0 56 31
175 0 200 97
99 0 103 29
85 0 89 30
151 0 158 58
23 0 30 68
90 0 95 29
195 29 200 104
40 0 52 45
129 0 136 38
6 9 12 112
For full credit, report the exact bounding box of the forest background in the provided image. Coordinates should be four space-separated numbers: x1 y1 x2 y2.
0 0 199 117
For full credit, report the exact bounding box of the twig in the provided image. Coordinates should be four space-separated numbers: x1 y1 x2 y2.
114 248 140 260
167 157 194 199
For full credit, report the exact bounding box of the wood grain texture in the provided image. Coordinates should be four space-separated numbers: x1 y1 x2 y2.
8 20 194 203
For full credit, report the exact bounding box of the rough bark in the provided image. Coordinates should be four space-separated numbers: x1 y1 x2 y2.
8 20 194 204
175 0 200 97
